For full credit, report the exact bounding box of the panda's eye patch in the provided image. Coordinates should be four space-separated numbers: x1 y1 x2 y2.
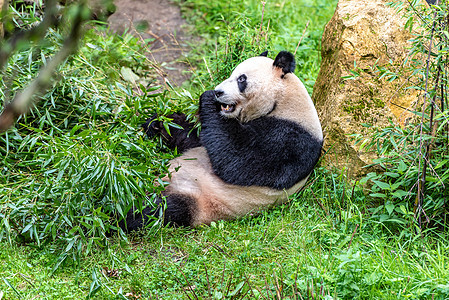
237 74 247 83
237 74 247 93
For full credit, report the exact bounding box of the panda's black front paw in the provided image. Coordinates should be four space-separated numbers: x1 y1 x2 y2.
142 113 201 153
142 114 163 139
199 90 216 103
199 90 222 114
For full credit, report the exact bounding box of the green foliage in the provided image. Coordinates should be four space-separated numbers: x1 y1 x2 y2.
2 168 449 299
0 23 192 259
177 0 337 93
200 15 273 87
355 1 449 229
2 0 449 298
0 0 338 271
5 0 43 32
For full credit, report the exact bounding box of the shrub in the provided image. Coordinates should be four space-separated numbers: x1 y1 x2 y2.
0 5 181 259
359 0 449 230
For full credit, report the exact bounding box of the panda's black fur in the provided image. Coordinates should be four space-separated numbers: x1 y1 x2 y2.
199 90 322 190
121 51 323 231
142 112 201 153
123 193 197 228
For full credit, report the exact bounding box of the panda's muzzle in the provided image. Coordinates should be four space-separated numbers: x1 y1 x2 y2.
221 103 236 113
214 90 236 114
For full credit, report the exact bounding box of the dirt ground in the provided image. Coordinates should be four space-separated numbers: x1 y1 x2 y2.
108 0 192 87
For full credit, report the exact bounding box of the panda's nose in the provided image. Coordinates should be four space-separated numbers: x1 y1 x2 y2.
214 90 224 98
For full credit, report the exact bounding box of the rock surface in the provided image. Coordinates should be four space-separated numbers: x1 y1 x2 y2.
313 0 422 177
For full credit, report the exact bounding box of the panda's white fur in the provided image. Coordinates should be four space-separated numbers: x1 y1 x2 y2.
163 147 309 225
215 55 322 140
124 51 323 229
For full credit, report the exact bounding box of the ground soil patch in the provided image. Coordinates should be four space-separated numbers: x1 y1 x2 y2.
108 0 193 87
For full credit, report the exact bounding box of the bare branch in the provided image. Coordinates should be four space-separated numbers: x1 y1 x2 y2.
294 21 309 57
0 3 88 132
414 0 440 227
0 0 6 38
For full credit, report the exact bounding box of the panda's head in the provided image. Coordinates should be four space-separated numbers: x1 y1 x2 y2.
214 51 296 122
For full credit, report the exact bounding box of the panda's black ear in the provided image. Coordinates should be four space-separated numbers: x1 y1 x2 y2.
259 51 268 57
273 51 296 76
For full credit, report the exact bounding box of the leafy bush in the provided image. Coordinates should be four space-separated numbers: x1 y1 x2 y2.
358 0 449 229
0 16 188 257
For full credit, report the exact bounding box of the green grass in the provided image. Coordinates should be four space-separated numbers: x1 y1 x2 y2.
1 0 449 299
176 0 336 93
1 170 449 299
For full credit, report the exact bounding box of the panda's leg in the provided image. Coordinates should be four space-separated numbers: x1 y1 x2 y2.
120 193 197 231
142 113 201 153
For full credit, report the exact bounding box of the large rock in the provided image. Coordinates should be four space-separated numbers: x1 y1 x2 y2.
313 0 422 177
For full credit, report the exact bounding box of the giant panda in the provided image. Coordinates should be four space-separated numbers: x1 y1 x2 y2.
122 50 323 230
